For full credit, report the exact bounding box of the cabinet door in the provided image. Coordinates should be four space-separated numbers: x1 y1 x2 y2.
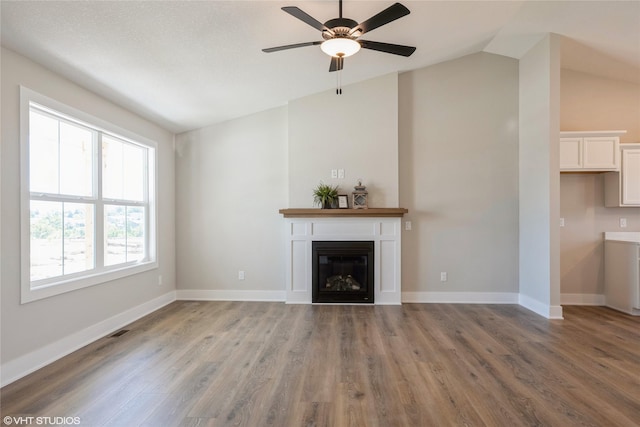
559 138 582 170
621 148 640 205
583 137 619 170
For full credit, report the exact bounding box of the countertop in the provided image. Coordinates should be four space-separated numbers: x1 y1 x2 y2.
604 232 640 243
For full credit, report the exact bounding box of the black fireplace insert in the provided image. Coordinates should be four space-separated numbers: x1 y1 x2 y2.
312 241 374 303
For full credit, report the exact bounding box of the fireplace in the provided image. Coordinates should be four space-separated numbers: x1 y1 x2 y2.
312 241 374 303
281 212 405 304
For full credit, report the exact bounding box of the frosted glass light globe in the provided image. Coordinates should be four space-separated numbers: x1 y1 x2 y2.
321 38 361 57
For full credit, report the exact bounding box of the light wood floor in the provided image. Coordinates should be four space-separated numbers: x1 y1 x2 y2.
1 302 639 426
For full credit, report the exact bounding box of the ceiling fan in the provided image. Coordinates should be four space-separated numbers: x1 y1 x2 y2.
262 0 416 75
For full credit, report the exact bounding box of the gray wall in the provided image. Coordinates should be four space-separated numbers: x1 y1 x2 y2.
288 73 399 208
398 52 520 296
1 48 176 367
176 53 522 301
518 35 562 317
175 107 288 294
174 74 397 296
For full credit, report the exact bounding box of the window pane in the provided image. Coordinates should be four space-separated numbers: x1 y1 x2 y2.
102 136 123 200
103 136 145 202
30 200 62 281
105 205 127 266
29 110 59 194
63 203 95 275
105 205 146 266
123 144 144 201
127 206 145 262
60 122 93 197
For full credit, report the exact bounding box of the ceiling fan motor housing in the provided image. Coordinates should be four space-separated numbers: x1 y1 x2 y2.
323 18 359 39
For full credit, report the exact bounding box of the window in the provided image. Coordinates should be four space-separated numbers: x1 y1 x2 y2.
21 87 157 303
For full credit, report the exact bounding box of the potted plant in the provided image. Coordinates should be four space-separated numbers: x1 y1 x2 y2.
312 182 339 209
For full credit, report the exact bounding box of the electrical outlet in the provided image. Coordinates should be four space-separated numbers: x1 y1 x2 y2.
331 169 338 179
620 218 627 228
560 218 565 227
440 272 447 282
238 271 245 280
405 221 412 230
338 169 345 179
158 275 163 286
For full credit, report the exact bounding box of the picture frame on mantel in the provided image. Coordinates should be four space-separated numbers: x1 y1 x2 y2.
337 195 349 209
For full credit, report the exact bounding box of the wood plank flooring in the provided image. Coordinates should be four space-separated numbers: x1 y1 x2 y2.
1 302 639 426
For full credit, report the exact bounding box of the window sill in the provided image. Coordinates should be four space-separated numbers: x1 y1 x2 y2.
22 261 158 304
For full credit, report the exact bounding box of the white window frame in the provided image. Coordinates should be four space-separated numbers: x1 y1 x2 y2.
20 86 158 303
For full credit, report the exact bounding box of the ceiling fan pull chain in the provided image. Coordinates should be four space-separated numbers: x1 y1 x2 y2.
336 55 344 95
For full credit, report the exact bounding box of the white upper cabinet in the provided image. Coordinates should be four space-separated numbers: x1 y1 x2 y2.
560 131 625 171
605 143 640 207
559 137 583 169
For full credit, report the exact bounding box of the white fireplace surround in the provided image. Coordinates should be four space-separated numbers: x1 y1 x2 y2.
284 217 402 304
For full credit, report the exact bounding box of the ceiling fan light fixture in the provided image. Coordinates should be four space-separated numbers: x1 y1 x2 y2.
321 38 361 58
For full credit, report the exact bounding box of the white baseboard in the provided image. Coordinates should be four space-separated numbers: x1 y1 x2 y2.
404 291 564 319
548 305 564 319
518 294 564 319
176 289 285 302
560 293 605 306
402 292 519 304
0 291 176 388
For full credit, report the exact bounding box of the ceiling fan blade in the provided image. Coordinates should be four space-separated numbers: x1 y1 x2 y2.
262 41 322 53
282 6 331 33
329 56 344 72
359 40 416 57
349 3 410 36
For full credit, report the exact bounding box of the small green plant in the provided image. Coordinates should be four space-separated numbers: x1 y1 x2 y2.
312 182 339 208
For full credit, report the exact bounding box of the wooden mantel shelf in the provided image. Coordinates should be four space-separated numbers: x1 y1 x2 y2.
279 208 408 218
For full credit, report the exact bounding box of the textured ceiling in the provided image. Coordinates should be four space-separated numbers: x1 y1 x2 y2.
2 1 639 134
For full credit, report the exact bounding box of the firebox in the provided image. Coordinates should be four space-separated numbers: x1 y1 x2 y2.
312 241 374 303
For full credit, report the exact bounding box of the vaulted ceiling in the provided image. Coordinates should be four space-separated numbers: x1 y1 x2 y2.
2 1 639 133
